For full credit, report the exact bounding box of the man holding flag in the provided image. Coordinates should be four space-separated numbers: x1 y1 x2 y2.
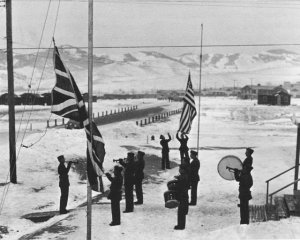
178 72 198 206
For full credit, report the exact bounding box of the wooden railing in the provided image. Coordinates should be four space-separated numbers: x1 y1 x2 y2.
266 164 300 205
268 179 300 205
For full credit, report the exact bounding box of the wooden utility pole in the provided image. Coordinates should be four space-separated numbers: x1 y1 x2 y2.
6 0 17 183
291 115 300 192
294 124 300 191
87 0 93 239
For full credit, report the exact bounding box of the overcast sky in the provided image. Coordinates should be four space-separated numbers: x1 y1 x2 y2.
1 0 300 55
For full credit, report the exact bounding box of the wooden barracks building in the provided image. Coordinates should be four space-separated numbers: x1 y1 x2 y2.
240 84 291 106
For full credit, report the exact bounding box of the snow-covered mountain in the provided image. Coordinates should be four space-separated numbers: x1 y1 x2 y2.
0 48 300 94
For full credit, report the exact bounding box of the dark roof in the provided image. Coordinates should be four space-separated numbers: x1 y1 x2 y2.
242 85 275 90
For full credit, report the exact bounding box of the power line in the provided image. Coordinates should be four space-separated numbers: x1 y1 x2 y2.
83 0 300 10
90 0 300 8
3 43 300 51
0 0 60 216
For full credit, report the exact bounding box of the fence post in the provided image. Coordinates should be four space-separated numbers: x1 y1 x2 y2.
140 120 143 126
62 118 65 125
136 121 139 126
47 120 49 128
144 119 147 125
266 182 269 205
55 119 57 126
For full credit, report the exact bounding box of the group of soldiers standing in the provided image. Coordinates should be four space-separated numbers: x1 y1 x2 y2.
172 149 200 230
105 151 145 226
160 132 200 230
57 132 253 229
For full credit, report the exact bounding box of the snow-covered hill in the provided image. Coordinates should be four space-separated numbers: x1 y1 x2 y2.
0 48 300 94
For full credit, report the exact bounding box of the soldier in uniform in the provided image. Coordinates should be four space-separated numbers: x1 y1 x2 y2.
174 164 189 230
106 165 123 226
234 165 253 224
160 133 172 170
176 132 189 164
57 155 73 214
119 152 135 213
243 148 254 169
189 150 200 206
134 151 145 205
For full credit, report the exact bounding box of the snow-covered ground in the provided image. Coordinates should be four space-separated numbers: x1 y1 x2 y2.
1 97 300 239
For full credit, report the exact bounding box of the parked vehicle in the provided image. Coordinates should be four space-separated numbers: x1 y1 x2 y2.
65 120 81 129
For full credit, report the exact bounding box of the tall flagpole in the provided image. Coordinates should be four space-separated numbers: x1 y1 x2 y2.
196 24 203 154
87 0 93 239
6 0 17 183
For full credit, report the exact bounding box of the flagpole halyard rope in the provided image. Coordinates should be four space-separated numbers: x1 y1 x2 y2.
0 0 61 216
197 24 204 155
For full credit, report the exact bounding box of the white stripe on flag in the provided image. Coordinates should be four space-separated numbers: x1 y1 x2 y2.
83 119 89 127
51 98 78 112
93 135 105 144
53 86 76 99
61 109 79 117
78 100 85 108
85 126 105 144
55 69 69 79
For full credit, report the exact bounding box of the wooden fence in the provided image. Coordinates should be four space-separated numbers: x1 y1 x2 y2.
135 108 182 127
47 105 138 128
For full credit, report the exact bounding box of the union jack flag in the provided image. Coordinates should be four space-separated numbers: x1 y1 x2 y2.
51 45 105 192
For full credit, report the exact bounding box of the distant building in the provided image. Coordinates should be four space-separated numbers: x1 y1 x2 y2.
156 90 185 101
202 87 240 97
42 92 52 106
101 93 157 100
20 93 45 105
82 93 97 102
240 84 275 100
257 86 291 106
0 93 22 105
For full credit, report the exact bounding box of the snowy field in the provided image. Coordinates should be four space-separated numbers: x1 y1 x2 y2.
1 97 300 239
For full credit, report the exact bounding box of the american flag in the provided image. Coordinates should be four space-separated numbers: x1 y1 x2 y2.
178 72 197 134
51 45 105 192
